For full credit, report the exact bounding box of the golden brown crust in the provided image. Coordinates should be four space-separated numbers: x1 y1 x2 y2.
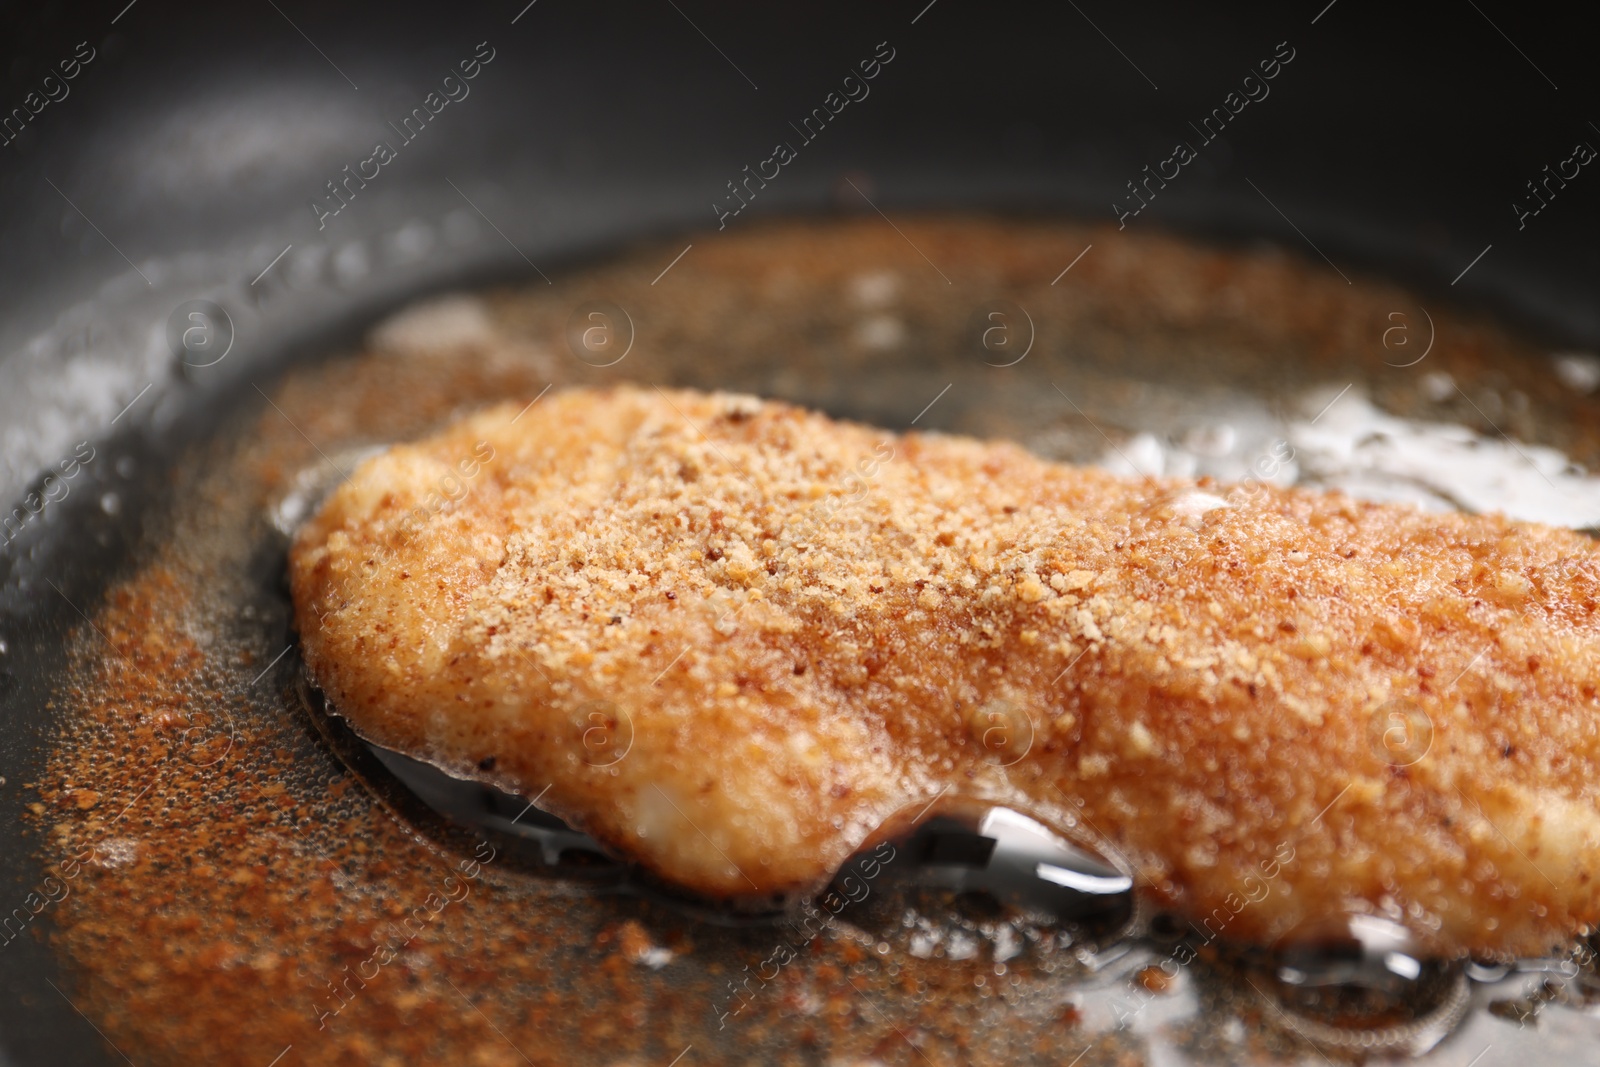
290 385 1600 955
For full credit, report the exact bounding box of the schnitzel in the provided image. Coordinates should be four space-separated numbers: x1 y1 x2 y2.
289 385 1600 957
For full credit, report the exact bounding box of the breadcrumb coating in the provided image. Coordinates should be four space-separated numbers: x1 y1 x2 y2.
290 386 1600 955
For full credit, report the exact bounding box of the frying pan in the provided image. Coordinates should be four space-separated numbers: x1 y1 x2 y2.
2 1 1597 1063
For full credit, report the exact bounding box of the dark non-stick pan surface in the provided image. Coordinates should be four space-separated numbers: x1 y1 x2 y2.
4 2 1599 1064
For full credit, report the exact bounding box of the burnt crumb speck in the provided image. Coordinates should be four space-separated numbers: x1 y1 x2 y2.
478 756 497 771
608 616 623 625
